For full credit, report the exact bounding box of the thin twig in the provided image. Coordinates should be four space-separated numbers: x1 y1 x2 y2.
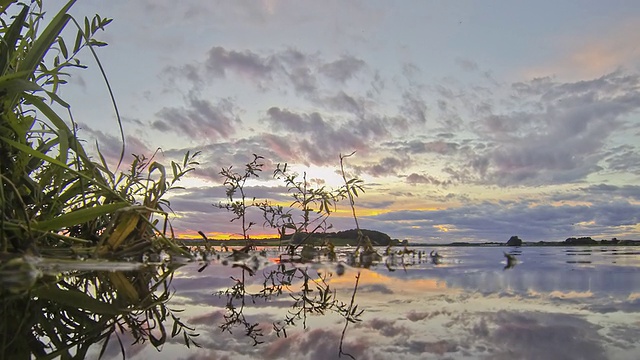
338 271 361 359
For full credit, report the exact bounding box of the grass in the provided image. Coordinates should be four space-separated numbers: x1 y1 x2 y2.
0 2 202 358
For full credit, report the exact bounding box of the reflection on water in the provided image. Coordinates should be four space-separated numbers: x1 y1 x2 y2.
2 246 640 359
0 259 199 359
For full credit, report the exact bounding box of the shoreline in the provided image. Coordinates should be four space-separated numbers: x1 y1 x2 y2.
175 238 640 247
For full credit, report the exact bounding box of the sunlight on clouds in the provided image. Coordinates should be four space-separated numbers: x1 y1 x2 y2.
523 19 640 80
434 224 450 232
548 290 594 299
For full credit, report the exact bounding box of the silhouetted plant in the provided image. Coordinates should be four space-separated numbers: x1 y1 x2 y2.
216 154 265 242
213 154 369 352
271 163 346 250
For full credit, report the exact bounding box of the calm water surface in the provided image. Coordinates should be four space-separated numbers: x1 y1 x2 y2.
94 246 640 360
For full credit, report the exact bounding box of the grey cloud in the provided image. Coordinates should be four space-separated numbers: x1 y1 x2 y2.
287 66 317 93
77 124 152 169
153 96 240 140
263 328 375 360
405 173 451 187
354 156 411 177
405 340 458 356
399 90 428 125
319 55 366 82
322 91 366 118
385 139 460 155
193 46 369 97
581 184 640 201
264 107 390 166
206 46 274 79
465 71 640 186
603 144 640 174
366 318 411 338
455 58 478 72
406 310 452 322
357 200 395 209
588 297 640 314
266 107 326 133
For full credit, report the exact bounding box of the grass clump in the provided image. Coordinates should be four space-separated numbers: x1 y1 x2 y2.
0 1 193 261
1 2 201 358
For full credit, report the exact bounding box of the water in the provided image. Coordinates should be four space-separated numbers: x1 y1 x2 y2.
10 246 640 359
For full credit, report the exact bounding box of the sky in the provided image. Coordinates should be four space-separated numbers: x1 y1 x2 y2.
52 0 640 243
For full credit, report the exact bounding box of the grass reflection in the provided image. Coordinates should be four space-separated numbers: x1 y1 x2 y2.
0 261 198 359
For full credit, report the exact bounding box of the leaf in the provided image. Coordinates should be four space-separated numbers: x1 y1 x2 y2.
88 39 108 47
31 202 129 231
57 36 68 58
66 25 81 51
23 80 71 172
105 211 139 249
22 0 76 76
0 136 119 199
0 4 28 73
0 77 42 93
0 0 18 14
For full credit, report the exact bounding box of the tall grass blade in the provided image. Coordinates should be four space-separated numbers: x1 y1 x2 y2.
31 202 129 231
0 5 28 73
21 0 76 76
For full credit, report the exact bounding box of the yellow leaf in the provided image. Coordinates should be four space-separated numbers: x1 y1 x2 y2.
107 212 139 249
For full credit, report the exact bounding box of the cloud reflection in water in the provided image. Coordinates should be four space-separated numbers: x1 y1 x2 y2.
97 246 640 360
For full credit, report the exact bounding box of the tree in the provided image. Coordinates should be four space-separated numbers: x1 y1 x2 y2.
506 236 522 246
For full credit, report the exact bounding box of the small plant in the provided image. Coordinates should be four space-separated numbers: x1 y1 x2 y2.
270 163 345 250
213 153 370 356
216 154 265 242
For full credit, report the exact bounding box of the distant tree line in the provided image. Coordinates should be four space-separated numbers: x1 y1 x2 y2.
290 229 392 246
505 235 639 246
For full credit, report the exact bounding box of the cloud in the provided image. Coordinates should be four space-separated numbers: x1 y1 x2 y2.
455 58 479 72
206 46 274 80
405 173 451 186
319 55 366 82
167 46 368 98
460 71 640 186
153 96 241 140
603 144 640 175
352 156 411 177
263 107 389 165
367 200 640 242
580 184 640 202
77 124 153 169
